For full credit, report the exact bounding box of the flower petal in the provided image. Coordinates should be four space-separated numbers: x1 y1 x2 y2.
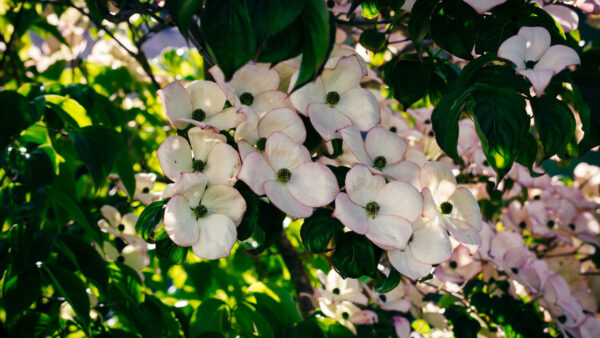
288 162 338 207
289 77 325 115
192 214 237 260
100 205 121 228
519 69 554 97
462 0 506 14
498 35 527 69
535 44 580 73
409 218 452 265
448 187 483 231
383 161 421 187
388 249 432 281
420 161 457 203
321 55 363 93
333 193 369 234
158 81 192 129
443 218 482 249
339 125 372 165
265 132 311 170
188 127 227 162
365 127 407 164
157 135 193 181
203 107 244 131
161 172 208 207
345 164 386 206
264 181 313 220
234 105 260 144
367 214 412 250
376 181 423 222
259 107 307 144
238 152 275 195
337 88 380 131
187 80 227 115
518 26 551 62
545 4 579 32
251 90 292 117
308 103 353 141
164 195 200 247
205 143 241 186
201 185 246 225
231 64 279 95
237 140 257 161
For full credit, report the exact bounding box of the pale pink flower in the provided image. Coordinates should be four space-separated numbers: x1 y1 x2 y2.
434 244 482 284
365 284 411 312
463 0 506 13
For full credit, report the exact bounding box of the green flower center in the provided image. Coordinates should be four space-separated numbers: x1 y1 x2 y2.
193 204 208 219
117 255 125 263
365 201 380 217
372 156 387 170
192 109 206 122
332 288 340 295
389 126 397 133
325 91 340 106
341 312 349 320
193 159 206 172
518 221 526 229
449 261 458 269
547 220 555 228
142 187 150 193
379 295 387 302
569 223 575 230
440 201 453 215
255 137 267 152
525 60 537 69
117 224 125 232
239 92 254 106
277 168 291 184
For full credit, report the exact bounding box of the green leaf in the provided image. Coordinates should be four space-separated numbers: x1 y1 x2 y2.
571 70 600 154
516 132 539 174
70 125 124 188
300 209 344 253
408 0 437 51
234 181 260 241
256 18 304 64
135 199 169 242
245 282 302 328
45 95 92 128
530 95 575 161
155 230 188 264
383 56 432 108
44 265 90 329
2 265 41 320
190 298 231 336
249 201 286 254
233 301 275 337
201 0 256 80
431 88 472 163
444 304 481 338
114 149 136 198
373 267 401 293
430 0 480 60
0 91 43 150
166 0 204 38
331 232 378 278
359 29 387 53
248 0 304 45
56 234 109 292
22 148 55 189
46 186 102 244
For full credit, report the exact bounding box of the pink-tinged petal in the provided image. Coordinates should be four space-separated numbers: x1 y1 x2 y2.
350 310 378 325
234 105 260 144
205 143 241 186
157 135 193 181
544 5 579 32
121 245 149 271
161 172 208 207
120 213 138 236
366 214 412 250
321 55 363 93
447 187 483 231
208 65 235 100
265 132 311 170
503 246 532 268
164 195 200 247
201 185 246 226
289 76 325 115
443 218 481 249
489 231 524 262
519 69 554 97
100 205 121 228
158 81 192 129
237 141 256 161
410 218 452 265
203 107 244 131
518 26 551 62
580 316 600 338
422 188 443 220
192 214 237 260
259 107 306 144
388 249 432 281
420 161 457 203
238 152 275 195
308 103 353 141
535 45 580 73
288 162 338 207
337 88 380 131
251 91 292 117
333 193 369 234
383 161 421 187
264 181 313 220
365 127 407 164
462 0 506 14
98 219 118 237
339 125 371 165
375 181 423 222
231 64 279 95
498 35 527 69
188 127 226 161
345 164 386 206
394 316 411 338
384 299 411 313
186 80 227 116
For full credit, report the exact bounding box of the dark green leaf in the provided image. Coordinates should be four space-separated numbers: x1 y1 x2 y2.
383 56 432 108
167 0 204 38
136 199 169 242
430 0 479 60
331 232 378 278
530 95 575 161
374 267 401 293
571 70 600 154
408 0 437 51
359 29 387 53
114 149 136 198
155 230 188 264
431 88 472 163
56 234 109 292
234 181 260 241
2 265 41 320
0 91 43 150
190 298 230 336
300 209 343 253
444 304 481 338
248 0 304 44
46 186 102 244
233 301 274 337
249 201 286 254
44 265 90 328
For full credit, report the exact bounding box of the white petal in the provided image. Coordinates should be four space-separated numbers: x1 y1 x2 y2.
337 88 380 131
265 132 311 170
288 162 338 207
157 135 193 181
238 152 275 195
237 140 257 161
164 195 200 247
375 181 423 223
321 56 363 94
205 143 241 186
289 77 325 115
251 91 292 117
365 127 407 164
498 35 528 69
383 161 421 187
443 218 482 249
231 64 279 95
188 127 226 162
345 164 386 206
121 245 148 271
187 80 227 116
518 26 551 62
161 172 208 207
544 5 579 32
264 181 313 220
535 45 580 73
158 81 192 129
448 187 483 231
120 213 138 236
519 69 554 97
203 107 244 131
234 105 260 144
308 103 353 141
409 218 452 265
192 214 237 260
420 161 457 203
462 0 506 14
201 185 246 225
259 107 306 144
333 193 369 234
339 125 371 165
100 205 121 228
367 215 412 250
208 65 235 101
388 249 432 281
